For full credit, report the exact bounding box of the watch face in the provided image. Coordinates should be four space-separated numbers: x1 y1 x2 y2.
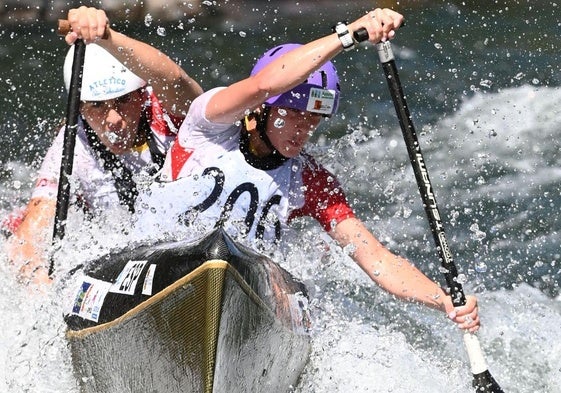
335 23 348 35
334 22 354 50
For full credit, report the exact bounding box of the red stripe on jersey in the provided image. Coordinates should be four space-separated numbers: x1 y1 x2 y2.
145 90 183 136
170 141 194 181
289 156 355 232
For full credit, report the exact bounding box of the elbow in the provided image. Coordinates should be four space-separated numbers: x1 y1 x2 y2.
174 71 203 99
250 73 277 103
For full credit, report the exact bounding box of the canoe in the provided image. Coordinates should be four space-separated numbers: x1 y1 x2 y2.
64 228 311 393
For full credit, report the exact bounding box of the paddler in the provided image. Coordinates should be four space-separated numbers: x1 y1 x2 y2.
4 6 203 285
135 7 480 332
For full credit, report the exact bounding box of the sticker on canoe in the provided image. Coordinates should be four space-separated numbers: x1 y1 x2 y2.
69 276 112 322
142 264 157 296
110 260 148 295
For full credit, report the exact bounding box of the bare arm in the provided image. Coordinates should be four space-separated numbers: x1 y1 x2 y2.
4 197 55 285
205 8 404 124
330 217 480 332
64 6 203 117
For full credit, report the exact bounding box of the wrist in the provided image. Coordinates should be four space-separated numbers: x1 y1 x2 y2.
332 22 355 52
439 290 457 318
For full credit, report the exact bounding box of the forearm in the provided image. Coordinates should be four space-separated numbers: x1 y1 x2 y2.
207 34 343 124
355 241 480 331
208 8 404 124
251 35 342 101
65 6 203 115
361 252 448 311
330 218 448 312
252 8 404 98
100 28 203 110
5 197 55 284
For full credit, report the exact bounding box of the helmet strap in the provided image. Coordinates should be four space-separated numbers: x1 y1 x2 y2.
239 107 288 170
256 106 276 152
82 116 138 212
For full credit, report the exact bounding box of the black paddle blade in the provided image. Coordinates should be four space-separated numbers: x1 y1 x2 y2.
473 370 504 392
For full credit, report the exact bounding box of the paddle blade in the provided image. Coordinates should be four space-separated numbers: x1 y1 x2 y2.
473 370 504 392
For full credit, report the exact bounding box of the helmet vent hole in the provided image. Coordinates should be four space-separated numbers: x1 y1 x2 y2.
268 47 284 57
320 70 328 89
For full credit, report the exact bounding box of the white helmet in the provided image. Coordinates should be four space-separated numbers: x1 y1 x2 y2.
63 43 146 101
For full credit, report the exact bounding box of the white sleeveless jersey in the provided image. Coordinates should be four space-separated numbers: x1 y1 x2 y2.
135 88 355 246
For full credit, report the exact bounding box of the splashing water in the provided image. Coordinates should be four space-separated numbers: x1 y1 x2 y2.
2 2 561 391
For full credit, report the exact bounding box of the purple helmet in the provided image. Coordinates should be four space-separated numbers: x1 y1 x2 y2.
250 43 341 116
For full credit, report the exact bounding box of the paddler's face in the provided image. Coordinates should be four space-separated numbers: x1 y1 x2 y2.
265 106 322 158
80 89 144 155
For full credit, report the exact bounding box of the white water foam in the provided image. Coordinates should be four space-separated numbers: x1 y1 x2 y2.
1 85 561 392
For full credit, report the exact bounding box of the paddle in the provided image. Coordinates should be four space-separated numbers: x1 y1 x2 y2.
353 28 504 392
48 20 110 276
48 38 85 276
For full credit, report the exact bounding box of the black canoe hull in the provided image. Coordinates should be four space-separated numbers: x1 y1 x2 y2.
65 228 311 393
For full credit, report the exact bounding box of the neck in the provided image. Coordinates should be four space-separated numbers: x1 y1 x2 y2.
239 114 288 170
132 131 147 149
131 108 150 150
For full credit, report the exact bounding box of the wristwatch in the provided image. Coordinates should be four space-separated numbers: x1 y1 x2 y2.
333 22 355 51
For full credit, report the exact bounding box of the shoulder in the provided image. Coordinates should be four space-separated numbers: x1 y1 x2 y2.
289 153 355 231
176 87 236 146
182 87 228 126
144 87 183 135
300 153 341 189
40 122 92 167
191 87 228 119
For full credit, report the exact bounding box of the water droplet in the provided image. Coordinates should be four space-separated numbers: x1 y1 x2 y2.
479 79 493 88
456 273 467 284
156 26 166 37
469 223 486 241
106 132 119 143
277 108 287 116
274 118 285 128
144 14 153 27
474 261 488 273
402 206 412 219
239 31 247 38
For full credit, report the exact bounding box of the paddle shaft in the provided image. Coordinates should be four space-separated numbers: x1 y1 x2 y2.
376 43 465 305
49 39 85 275
374 39 504 393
